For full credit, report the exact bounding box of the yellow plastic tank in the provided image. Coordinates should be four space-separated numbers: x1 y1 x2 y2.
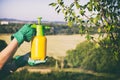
31 36 47 60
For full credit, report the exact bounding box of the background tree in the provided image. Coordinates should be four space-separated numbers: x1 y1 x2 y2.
49 0 120 58
65 41 120 73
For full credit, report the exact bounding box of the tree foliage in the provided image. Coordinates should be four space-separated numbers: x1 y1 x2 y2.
0 23 23 33
65 40 120 73
49 0 120 58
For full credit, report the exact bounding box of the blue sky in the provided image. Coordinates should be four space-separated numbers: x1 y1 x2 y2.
0 0 89 21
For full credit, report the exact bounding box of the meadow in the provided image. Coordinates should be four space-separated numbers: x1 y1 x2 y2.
0 34 101 59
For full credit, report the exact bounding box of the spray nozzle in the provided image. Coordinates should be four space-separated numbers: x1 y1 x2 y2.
37 17 42 25
31 17 50 36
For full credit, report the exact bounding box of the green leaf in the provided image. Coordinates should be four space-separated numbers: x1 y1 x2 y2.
67 21 73 27
75 2 80 9
97 27 101 33
79 29 83 33
85 34 92 40
93 18 97 24
55 5 59 11
114 51 119 60
72 12 76 16
107 25 111 31
95 43 100 48
57 9 61 13
79 25 82 33
60 2 64 6
58 0 61 3
70 3 74 8
87 3 92 11
94 2 100 11
104 20 108 26
64 11 68 16
80 10 85 16
79 25 85 34
49 3 57 7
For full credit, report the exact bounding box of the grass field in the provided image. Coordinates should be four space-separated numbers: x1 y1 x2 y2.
0 34 102 59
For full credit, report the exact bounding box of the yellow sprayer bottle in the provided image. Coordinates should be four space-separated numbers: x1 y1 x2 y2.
31 17 47 60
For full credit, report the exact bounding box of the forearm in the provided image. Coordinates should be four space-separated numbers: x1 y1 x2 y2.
0 38 18 69
0 24 35 70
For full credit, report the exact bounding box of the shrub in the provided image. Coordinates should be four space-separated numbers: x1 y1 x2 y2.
66 41 95 67
65 40 120 73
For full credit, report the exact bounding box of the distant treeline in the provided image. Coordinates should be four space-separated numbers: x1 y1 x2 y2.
0 23 98 35
0 23 23 33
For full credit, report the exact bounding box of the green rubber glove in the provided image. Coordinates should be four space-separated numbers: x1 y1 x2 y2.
14 53 30 68
11 24 36 46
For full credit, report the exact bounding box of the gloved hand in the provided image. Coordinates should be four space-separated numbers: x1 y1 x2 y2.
11 24 36 46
